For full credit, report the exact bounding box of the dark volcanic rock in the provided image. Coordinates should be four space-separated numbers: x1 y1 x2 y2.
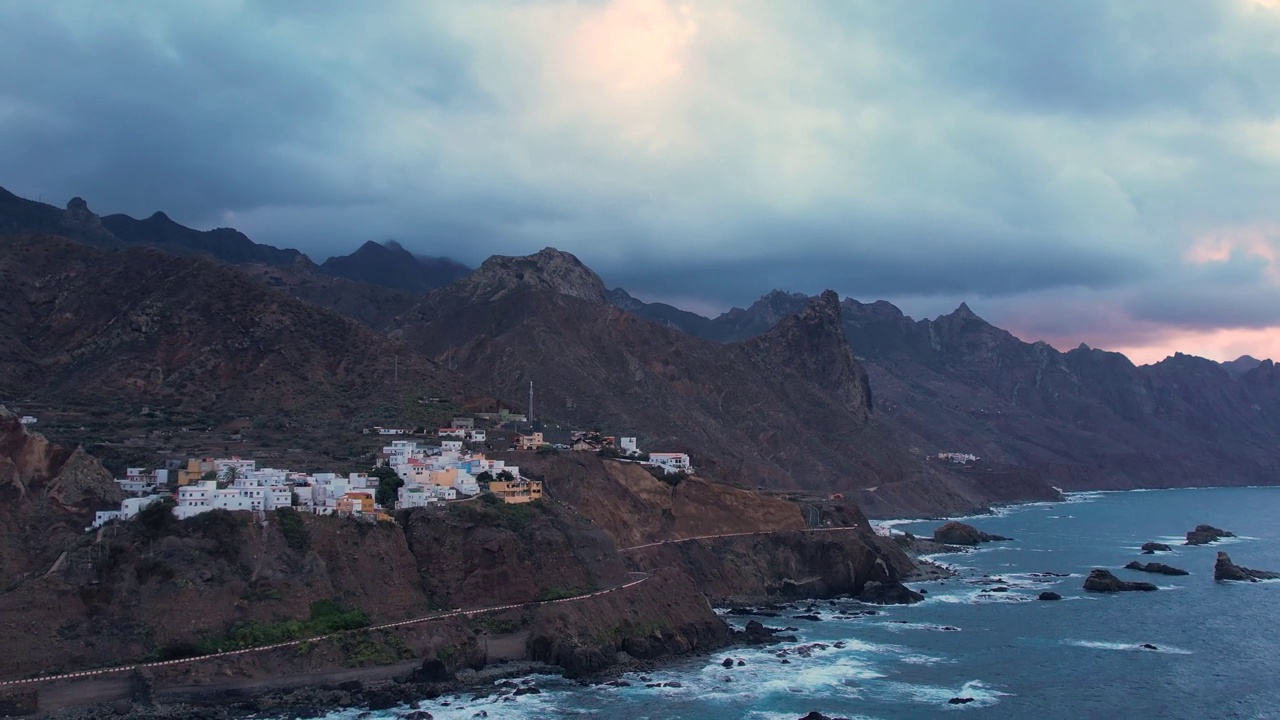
1214 551 1280 582
948 697 975 705
1083 569 1157 593
1124 561 1189 576
932 521 1011 546
414 659 454 683
1038 591 1062 601
735 620 797 645
857 580 924 605
1141 542 1173 553
1185 525 1236 546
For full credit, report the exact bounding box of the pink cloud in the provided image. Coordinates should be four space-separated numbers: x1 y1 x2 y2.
1184 224 1279 281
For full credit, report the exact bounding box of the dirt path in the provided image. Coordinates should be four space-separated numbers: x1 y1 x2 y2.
619 524 867 552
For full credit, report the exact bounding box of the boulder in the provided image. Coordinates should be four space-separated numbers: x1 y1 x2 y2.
932 521 1012 546
948 697 975 705
857 580 924 605
1214 551 1280 582
414 658 454 683
1140 542 1172 553
1038 591 1062 601
736 620 797 645
1123 561 1189 576
1082 569 1157 593
1184 525 1235 546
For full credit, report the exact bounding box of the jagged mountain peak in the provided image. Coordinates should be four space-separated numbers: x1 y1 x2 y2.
749 289 873 417
1223 354 1265 376
463 246 607 304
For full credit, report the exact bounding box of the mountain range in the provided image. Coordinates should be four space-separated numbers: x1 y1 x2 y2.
1 185 1277 516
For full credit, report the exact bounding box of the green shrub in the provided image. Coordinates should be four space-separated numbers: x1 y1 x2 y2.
275 507 311 553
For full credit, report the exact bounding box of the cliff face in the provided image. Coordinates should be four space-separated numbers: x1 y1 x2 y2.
624 528 915 605
0 407 122 582
527 567 729 677
511 453 806 549
399 498 629 609
0 476 727 682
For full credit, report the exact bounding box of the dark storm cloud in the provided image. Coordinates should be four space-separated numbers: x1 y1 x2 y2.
0 0 1278 360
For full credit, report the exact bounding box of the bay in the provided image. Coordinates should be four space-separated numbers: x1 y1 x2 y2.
317 486 1280 719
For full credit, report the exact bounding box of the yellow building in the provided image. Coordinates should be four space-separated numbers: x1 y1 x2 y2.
517 432 545 451
489 479 543 504
336 492 376 515
177 458 215 486
427 467 459 488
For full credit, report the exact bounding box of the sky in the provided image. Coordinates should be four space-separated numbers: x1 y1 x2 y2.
1 0 1279 365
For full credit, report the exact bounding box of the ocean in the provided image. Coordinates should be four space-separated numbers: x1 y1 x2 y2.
317 487 1280 719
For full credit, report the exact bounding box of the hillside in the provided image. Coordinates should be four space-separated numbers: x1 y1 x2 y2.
0 235 472 449
620 290 1280 491
320 240 471 293
395 249 919 496
0 406 122 583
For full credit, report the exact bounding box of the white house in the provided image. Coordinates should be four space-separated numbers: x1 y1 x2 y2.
441 440 464 453
649 453 692 474
19 416 36 426
89 494 169 530
620 437 639 455
467 429 486 443
398 484 457 508
437 428 467 439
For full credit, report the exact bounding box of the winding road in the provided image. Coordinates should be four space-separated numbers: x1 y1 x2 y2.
0 572 649 689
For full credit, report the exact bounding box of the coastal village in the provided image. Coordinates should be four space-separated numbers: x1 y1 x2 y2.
88 416 693 532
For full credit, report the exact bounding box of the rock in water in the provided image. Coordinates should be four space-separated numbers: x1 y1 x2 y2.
1123 561 1189 576
858 580 924 605
1184 525 1235 546
1083 569 1157 593
1214 552 1280 582
1038 591 1062 601
1140 542 1172 553
948 697 976 705
932 521 1012 545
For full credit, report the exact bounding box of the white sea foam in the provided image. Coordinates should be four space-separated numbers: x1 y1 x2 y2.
1064 639 1193 655
878 678 1009 709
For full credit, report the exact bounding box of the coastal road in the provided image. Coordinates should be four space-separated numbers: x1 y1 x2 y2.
0 572 648 689
620 524 871 552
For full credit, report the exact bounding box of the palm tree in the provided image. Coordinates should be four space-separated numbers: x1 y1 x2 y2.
219 466 241 487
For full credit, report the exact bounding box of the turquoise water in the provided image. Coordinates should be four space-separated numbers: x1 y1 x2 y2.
320 487 1280 719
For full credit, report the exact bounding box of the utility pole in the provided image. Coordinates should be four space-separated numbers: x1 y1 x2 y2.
528 381 534 424
394 355 399 386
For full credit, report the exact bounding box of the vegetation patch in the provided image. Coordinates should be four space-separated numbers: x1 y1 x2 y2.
275 507 311 553
182 599 370 655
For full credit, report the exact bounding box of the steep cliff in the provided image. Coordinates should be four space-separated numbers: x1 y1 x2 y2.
0 407 121 582
511 453 806 548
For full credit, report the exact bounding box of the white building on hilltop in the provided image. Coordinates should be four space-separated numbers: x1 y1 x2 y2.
649 453 692 474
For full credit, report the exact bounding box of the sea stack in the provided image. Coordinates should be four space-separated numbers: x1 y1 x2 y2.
1083 569 1157 592
1213 552 1280 582
932 521 1012 546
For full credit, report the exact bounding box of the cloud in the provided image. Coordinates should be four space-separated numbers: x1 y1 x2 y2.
0 0 1278 361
